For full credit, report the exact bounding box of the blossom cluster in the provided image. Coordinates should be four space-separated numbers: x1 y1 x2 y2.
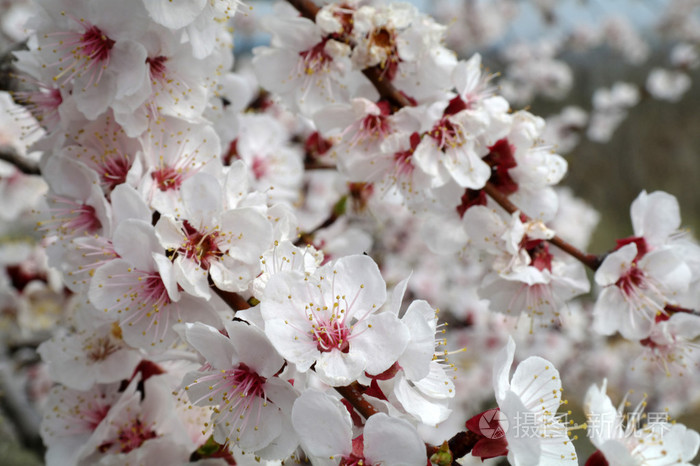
0 0 698 465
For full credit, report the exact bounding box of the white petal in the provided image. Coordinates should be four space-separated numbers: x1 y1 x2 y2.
630 190 681 246
184 322 237 369
364 413 426 466
493 336 516 404
352 312 409 376
225 320 284 378
112 219 160 271
316 348 365 387
291 389 352 459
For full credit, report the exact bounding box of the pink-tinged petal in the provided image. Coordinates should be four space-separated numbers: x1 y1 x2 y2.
509 356 561 416
316 347 366 387
184 322 237 370
493 336 516 404
225 320 283 378
364 413 426 466
594 244 637 286
630 190 681 246
291 389 352 459
352 312 409 376
112 219 161 271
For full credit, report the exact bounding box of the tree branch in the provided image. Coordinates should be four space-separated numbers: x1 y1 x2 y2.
0 147 40 175
334 382 378 419
482 182 603 271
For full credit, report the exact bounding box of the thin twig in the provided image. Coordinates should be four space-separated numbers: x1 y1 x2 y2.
0 147 40 175
482 182 603 271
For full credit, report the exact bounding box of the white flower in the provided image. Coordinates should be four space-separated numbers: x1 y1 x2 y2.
292 389 426 466
492 336 578 465
88 219 219 351
584 380 700 465
182 321 298 459
37 321 141 391
155 172 273 299
593 243 691 340
646 68 691 102
252 2 355 117
261 254 409 386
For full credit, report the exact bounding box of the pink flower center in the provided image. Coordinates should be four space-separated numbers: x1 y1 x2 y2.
79 26 115 63
616 265 646 296
42 197 103 235
251 156 269 180
230 363 267 398
48 21 115 86
312 319 351 353
392 132 421 178
14 85 63 131
111 419 158 454
84 336 120 363
141 272 172 308
360 102 392 139
522 239 553 272
299 39 332 75
429 117 465 150
180 221 224 270
340 435 369 466
100 154 131 191
147 56 168 80
151 166 184 191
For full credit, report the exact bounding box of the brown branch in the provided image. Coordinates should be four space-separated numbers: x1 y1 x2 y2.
0 147 40 175
286 0 601 273
286 0 319 19
334 382 379 419
212 287 251 311
482 182 603 271
362 67 414 109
